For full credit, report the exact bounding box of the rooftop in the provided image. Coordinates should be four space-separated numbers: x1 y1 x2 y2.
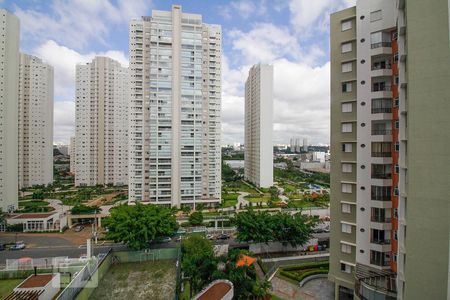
18 274 54 288
195 280 233 300
10 213 56 220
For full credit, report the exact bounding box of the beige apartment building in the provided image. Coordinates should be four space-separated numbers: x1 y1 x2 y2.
244 64 273 188
18 54 54 189
128 5 221 208
329 1 450 299
74 57 129 186
0 9 19 212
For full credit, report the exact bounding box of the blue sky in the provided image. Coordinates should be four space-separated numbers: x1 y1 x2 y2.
2 0 355 144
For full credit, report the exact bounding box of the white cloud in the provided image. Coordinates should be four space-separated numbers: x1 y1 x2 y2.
33 40 128 100
53 101 75 144
14 0 151 50
32 40 128 143
219 0 267 19
229 23 301 64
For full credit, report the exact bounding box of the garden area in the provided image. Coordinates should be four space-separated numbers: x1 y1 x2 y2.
278 261 329 284
0 279 23 299
88 260 177 300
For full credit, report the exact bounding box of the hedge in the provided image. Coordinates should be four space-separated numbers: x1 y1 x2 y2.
279 269 329 283
281 261 329 272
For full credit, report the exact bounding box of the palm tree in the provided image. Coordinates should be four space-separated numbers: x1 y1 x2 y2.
252 280 272 299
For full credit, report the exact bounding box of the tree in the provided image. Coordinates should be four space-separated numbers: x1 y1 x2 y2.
234 210 317 247
181 235 216 298
189 211 204 226
71 205 99 215
104 204 177 250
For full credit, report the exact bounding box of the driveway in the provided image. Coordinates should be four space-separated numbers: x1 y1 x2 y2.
237 192 250 208
270 276 334 300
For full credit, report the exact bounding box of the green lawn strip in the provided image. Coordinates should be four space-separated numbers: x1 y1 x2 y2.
222 199 238 208
180 280 190 300
0 279 23 299
278 261 329 283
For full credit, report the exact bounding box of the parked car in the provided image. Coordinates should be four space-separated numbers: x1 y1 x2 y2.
206 234 215 240
216 234 230 240
10 242 26 250
74 225 84 232
158 237 172 243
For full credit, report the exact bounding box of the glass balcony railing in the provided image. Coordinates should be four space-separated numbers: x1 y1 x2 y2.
371 42 391 49
372 129 392 135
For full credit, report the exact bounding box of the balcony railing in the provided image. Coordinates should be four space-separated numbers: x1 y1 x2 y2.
372 173 392 179
372 129 392 135
371 42 392 49
372 107 392 114
372 85 392 92
371 239 391 245
355 263 397 299
371 151 392 157
371 194 391 201
371 216 392 223
371 64 392 70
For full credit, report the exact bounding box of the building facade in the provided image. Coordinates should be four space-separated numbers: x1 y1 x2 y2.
128 5 221 208
0 9 19 212
244 64 273 188
74 56 129 186
18 54 54 189
330 1 450 299
69 137 75 174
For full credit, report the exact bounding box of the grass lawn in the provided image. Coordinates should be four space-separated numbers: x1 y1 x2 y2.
180 280 191 300
222 199 238 208
89 260 176 300
0 279 23 299
247 195 271 203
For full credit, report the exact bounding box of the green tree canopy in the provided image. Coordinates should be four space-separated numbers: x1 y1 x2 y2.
233 210 317 247
189 211 204 226
104 204 177 250
181 235 216 297
70 204 100 215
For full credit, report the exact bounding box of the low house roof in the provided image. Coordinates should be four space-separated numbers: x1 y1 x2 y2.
236 255 256 267
18 274 54 288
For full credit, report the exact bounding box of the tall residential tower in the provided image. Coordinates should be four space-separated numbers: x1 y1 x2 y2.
18 54 54 189
329 1 450 299
244 64 273 188
74 56 130 186
128 5 222 208
0 9 19 212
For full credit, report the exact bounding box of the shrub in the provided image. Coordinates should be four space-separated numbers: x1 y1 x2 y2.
282 261 329 272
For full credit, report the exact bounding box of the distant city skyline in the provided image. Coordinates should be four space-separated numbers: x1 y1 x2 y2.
0 0 356 145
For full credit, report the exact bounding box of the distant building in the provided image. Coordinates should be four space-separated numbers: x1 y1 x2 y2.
244 64 273 188
7 273 61 300
302 138 309 152
74 57 129 186
18 53 54 189
0 9 19 212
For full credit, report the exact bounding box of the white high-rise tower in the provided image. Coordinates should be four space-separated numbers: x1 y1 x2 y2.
128 5 222 208
244 64 273 188
74 56 130 186
18 54 54 189
0 9 19 212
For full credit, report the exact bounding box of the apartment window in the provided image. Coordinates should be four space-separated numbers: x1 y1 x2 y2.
341 223 352 233
342 143 353 153
394 97 399 107
371 31 391 48
341 243 352 254
394 187 399 196
370 10 382 22
394 230 398 240
395 142 400 152
342 123 353 133
395 121 399 129
341 62 352 73
341 20 352 31
370 250 390 266
394 208 398 218
341 263 352 273
341 42 352 53
372 142 392 157
341 102 352 113
393 253 398 262
342 163 352 173
395 164 399 174
342 203 351 213
342 82 352 92
371 186 391 201
342 183 352 194
371 98 392 113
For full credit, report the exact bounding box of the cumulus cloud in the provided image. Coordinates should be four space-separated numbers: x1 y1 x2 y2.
14 0 151 50
32 40 128 144
33 40 128 100
219 0 267 20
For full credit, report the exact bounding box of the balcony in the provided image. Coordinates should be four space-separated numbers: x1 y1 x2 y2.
371 151 391 158
372 129 392 136
371 42 391 49
372 107 392 114
371 239 391 245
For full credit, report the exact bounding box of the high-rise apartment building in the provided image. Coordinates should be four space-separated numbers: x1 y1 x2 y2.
244 64 273 188
69 136 75 174
128 5 222 208
18 53 54 189
74 56 129 186
329 1 450 299
0 9 19 212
